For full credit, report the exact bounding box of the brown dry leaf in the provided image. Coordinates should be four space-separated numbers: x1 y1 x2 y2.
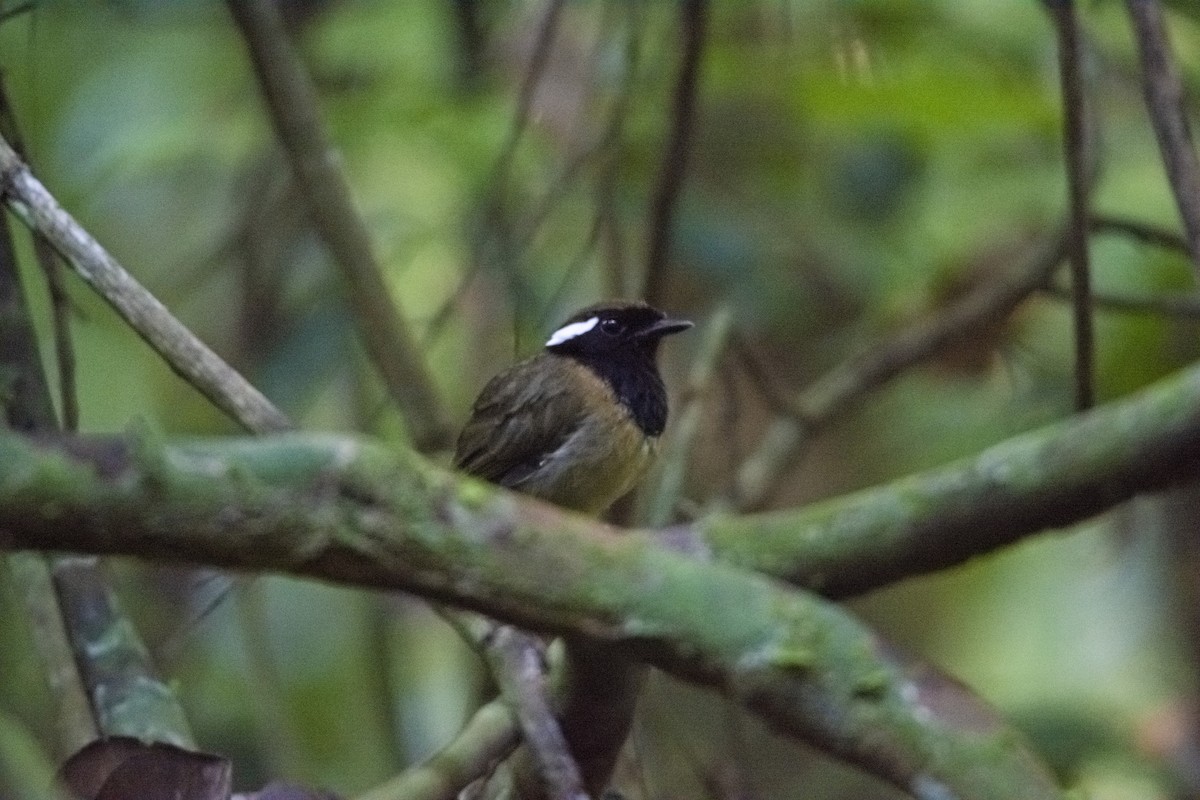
57 736 232 800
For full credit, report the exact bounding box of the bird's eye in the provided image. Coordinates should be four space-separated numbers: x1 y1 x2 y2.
600 318 623 336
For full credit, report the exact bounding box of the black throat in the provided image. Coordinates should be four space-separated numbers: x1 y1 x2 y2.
570 348 669 437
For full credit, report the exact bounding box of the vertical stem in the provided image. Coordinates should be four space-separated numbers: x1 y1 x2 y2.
642 0 709 306
1047 0 1095 410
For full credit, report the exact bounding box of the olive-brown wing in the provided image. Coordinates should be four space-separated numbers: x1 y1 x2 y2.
453 355 587 490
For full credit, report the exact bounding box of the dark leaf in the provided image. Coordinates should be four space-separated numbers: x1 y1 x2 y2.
58 737 232 800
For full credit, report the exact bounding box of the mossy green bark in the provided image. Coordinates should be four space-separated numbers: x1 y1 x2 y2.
701 354 1200 597
0 431 1061 799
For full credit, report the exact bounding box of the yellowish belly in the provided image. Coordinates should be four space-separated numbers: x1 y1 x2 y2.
520 417 657 515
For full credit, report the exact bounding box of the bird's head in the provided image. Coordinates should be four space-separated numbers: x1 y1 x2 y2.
545 301 693 360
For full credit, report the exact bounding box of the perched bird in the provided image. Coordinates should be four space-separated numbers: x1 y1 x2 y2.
454 300 692 514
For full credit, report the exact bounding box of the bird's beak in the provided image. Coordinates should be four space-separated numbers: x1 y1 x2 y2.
636 318 694 340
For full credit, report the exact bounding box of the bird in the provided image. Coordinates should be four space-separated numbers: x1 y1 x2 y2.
454 300 692 515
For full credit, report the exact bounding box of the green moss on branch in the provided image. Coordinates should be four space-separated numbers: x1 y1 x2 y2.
0 430 1059 799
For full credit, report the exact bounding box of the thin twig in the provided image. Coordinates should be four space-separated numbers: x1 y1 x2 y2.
468 0 567 355
38 237 78 431
730 229 1070 510
1042 282 1200 318
449 614 590 800
234 584 306 779
643 0 709 307
0 212 55 431
226 0 451 450
599 0 646 299
638 305 733 526
490 0 567 188
0 199 97 756
353 698 519 800
0 78 79 432
729 210 1186 510
0 135 293 435
0 2 32 25
0 114 192 754
1124 0 1200 271
1091 213 1191 254
1047 0 1095 410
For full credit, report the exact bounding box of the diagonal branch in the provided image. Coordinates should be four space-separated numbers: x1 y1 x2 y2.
492 0 567 186
0 134 292 435
1041 282 1200 318
447 614 589 800
1091 212 1191 253
0 431 1063 800
226 0 452 451
0 122 571 797
638 305 733 525
0 128 194 753
1124 0 1200 271
731 229 1069 510
354 698 519 800
703 354 1200 597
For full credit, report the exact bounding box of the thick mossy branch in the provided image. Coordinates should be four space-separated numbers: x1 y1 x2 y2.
0 432 1058 800
6 350 1200 796
702 352 1200 598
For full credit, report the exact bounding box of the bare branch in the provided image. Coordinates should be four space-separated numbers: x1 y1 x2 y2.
643 0 709 307
1046 0 1095 409
731 230 1069 510
354 699 519 800
494 0 567 184
1092 213 1191 254
448 614 590 800
0 134 293 435
226 0 452 451
1124 0 1200 271
638 305 733 526
1041 282 1200 318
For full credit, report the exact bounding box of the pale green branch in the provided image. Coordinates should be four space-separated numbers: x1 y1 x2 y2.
0 429 1068 799
0 134 291 435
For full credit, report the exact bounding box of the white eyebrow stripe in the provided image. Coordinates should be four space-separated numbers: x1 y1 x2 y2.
546 316 599 347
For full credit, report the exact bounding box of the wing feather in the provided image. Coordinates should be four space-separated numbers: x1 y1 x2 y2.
453 355 588 489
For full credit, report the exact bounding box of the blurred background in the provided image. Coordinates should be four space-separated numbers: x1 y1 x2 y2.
1 1 1199 798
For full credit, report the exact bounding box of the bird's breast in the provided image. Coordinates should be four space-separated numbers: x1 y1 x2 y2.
520 381 658 515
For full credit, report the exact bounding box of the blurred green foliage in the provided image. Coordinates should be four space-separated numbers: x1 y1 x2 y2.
1 1 1199 798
